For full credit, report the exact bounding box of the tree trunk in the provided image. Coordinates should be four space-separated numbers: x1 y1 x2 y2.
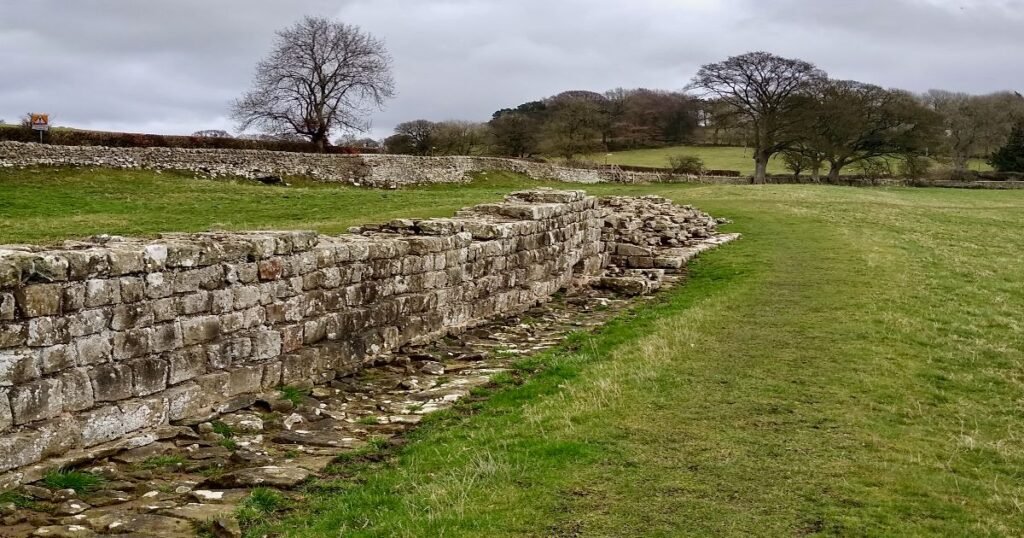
828 162 843 183
811 163 822 183
753 151 770 184
312 134 327 153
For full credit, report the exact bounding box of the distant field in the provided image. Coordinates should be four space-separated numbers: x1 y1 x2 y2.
585 145 992 176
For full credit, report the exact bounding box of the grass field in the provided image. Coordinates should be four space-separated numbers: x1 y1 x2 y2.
584 145 993 176
2 168 1023 536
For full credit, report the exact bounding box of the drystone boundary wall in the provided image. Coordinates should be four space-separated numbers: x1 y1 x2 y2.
0 142 666 187
0 190 613 483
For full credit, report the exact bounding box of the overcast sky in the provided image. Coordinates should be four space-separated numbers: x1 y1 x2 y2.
2 0 1022 139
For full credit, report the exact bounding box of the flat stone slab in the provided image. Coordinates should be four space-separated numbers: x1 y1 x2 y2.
201 466 311 489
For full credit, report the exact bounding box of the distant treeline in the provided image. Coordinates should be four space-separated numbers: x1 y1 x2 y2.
383 52 1024 182
0 123 369 154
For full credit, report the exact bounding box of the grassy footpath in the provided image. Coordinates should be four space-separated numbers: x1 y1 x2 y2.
2 168 1022 536
263 181 1020 536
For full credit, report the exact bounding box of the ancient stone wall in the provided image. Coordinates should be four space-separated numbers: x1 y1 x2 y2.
0 190 610 479
0 142 666 187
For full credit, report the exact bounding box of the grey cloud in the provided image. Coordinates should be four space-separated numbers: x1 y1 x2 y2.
0 0 1021 139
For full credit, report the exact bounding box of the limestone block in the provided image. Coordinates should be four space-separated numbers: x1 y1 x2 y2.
39 344 76 374
130 357 169 396
75 333 113 365
0 322 27 349
84 279 121 308
27 317 71 347
14 283 63 318
62 282 86 312
176 291 212 315
181 315 221 346
64 249 109 280
0 293 16 321
107 249 145 275
58 367 94 412
166 345 208 385
9 377 63 424
90 362 134 402
112 327 152 360
110 303 154 331
144 273 173 299
119 276 146 303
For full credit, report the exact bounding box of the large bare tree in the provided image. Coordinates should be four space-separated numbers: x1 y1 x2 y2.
689 52 825 183
232 16 395 151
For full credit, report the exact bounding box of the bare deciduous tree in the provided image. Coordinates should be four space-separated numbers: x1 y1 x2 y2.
689 52 825 183
232 16 395 151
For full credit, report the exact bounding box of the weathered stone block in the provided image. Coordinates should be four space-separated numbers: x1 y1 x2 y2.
14 283 63 318
90 363 133 402
64 249 109 280
130 357 168 396
0 322 27 349
258 258 284 281
0 389 11 431
145 272 173 299
113 327 152 360
61 282 86 312
39 344 76 374
166 345 208 385
107 248 145 275
9 378 63 424
211 289 233 314
226 365 263 396
176 291 212 315
181 316 221 346
67 308 111 338
119 276 146 303
75 333 113 365
111 303 154 331
150 322 183 353
0 293 15 321
0 416 77 471
163 382 203 421
85 279 122 308
78 405 127 446
58 367 94 412
255 330 282 361
27 317 71 346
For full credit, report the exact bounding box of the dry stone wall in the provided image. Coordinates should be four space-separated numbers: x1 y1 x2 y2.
0 190 616 480
0 142 665 187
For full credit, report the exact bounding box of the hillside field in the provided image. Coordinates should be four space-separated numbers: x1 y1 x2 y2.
585 145 993 176
1 168 1022 536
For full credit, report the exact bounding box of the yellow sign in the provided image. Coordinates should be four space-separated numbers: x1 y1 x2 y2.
30 113 49 131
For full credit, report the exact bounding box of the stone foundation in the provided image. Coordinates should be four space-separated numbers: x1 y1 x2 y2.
0 189 733 483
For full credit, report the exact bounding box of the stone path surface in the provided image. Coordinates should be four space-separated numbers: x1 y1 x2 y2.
0 281 670 537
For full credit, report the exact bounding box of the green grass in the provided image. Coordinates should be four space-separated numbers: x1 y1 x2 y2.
237 488 290 528
279 386 309 407
4 168 1024 536
584 145 992 175
42 469 105 493
249 179 1019 536
0 167 542 245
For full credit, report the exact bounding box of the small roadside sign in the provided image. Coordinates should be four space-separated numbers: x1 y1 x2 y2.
30 114 49 131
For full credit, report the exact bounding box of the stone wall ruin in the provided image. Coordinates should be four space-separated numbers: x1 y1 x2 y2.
0 190 735 485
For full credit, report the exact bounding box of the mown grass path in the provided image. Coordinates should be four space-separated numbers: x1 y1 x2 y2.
2 169 1022 536
257 184 1023 537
